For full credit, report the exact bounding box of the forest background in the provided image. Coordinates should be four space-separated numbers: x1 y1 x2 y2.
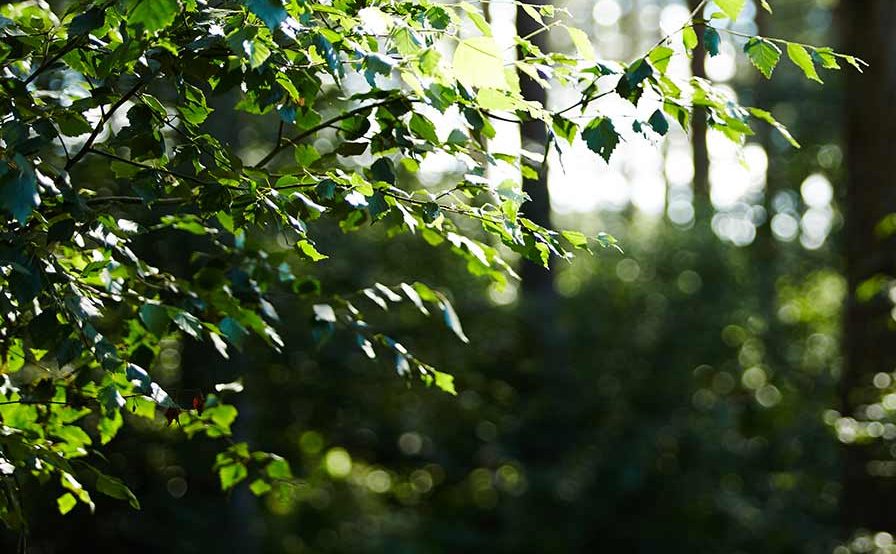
1 0 895 553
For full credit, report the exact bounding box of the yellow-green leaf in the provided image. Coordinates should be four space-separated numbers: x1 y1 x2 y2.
565 26 594 61
648 46 674 73
748 107 800 148
57 493 77 515
458 2 492 36
744 37 781 79
452 37 509 90
683 27 698 51
786 42 822 83
129 0 178 33
714 0 745 20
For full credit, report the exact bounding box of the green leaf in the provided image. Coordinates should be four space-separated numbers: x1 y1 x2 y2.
714 0 745 20
363 54 394 86
218 463 247 490
244 39 271 69
703 27 721 57
664 101 690 130
842 55 867 73
265 457 292 479
648 109 668 136
458 2 492 36
521 4 543 25
60 473 93 510
179 83 213 125
748 107 800 148
249 479 272 496
297 239 328 261
565 26 595 61
401 283 430 315
57 493 77 516
682 27 698 51
207 404 239 433
648 46 674 73
410 114 439 144
139 303 169 336
368 191 389 219
220 317 250 350
432 370 456 395
760 0 773 13
171 309 203 340
294 144 321 167
97 411 123 445
453 37 509 90
392 26 422 57
95 473 141 509
98 384 126 414
435 293 469 343
552 116 577 143
128 0 178 33
624 59 653 88
126 363 152 395
370 158 395 185
562 230 589 249
129 397 157 420
582 117 619 163
812 47 840 70
786 42 822 83
160 214 214 235
744 37 781 79
244 0 287 30
313 33 343 78
596 232 623 252
57 112 93 136
69 8 105 35
0 156 38 225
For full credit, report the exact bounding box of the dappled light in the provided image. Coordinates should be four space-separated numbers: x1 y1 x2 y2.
0 0 892 552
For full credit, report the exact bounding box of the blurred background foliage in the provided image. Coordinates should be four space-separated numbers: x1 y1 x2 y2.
8 0 895 552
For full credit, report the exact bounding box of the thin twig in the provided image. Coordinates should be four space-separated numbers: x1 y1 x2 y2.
23 36 84 86
66 80 147 170
253 96 403 168
84 148 237 188
483 110 522 124
555 0 708 117
84 195 188 206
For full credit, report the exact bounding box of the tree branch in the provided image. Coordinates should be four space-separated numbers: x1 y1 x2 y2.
23 36 84 86
84 148 237 189
253 97 404 168
84 195 188 206
65 80 147 170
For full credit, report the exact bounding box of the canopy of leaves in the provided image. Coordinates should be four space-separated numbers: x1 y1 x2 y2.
0 0 859 531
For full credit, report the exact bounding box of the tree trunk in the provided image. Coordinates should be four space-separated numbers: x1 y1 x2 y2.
516 0 556 328
840 0 896 534
687 0 710 213
752 0 780 370
513 0 576 539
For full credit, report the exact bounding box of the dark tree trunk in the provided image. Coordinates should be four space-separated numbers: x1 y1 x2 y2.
840 0 896 534
752 0 780 365
511 3 580 547
516 0 555 326
687 0 710 212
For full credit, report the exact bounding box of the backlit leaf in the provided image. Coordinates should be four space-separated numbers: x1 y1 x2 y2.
453 37 509 90
786 42 822 83
744 37 781 79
